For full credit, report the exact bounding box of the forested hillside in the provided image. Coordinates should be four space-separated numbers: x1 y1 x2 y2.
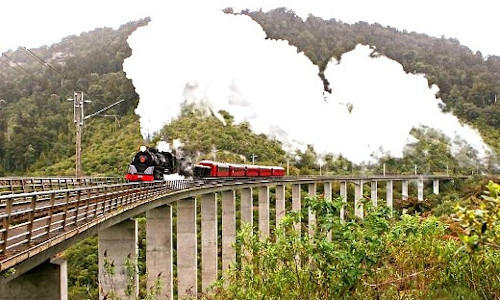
0 19 149 176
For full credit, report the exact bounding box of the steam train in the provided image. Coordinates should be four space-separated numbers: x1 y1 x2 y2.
125 145 285 181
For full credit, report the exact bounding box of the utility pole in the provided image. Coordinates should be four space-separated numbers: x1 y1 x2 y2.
251 154 257 165
69 91 124 177
212 146 217 161
73 91 84 178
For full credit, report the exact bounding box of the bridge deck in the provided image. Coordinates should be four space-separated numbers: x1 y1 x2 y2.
0 174 462 275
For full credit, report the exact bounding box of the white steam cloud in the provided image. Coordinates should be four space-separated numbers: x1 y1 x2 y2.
123 3 493 165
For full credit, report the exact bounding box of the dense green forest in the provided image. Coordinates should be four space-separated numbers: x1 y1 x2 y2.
0 19 148 176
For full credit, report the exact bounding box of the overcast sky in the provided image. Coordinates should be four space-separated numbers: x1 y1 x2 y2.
0 0 498 56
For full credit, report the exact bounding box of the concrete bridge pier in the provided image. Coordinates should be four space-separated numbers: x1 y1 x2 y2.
276 185 286 224
371 181 378 207
222 190 236 273
146 205 173 299
433 179 440 195
292 184 301 233
0 258 67 300
417 178 424 201
339 181 347 222
240 188 253 228
177 197 198 298
201 193 217 292
240 188 253 266
354 180 364 219
308 183 317 236
324 182 332 241
258 186 270 238
98 218 138 300
386 180 393 216
324 182 332 201
402 180 409 200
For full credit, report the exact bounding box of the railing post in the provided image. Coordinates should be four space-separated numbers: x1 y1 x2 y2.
46 193 56 236
2 198 13 254
26 195 37 244
61 191 70 230
74 190 81 225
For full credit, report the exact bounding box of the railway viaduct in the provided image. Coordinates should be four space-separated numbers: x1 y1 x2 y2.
0 174 460 299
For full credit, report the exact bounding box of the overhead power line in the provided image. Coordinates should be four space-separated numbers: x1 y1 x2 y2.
22 47 66 78
1 53 31 75
21 46 76 89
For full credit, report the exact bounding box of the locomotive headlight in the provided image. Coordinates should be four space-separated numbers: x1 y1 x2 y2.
140 145 147 152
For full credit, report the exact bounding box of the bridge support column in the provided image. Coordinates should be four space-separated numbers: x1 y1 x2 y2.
308 183 317 236
276 185 286 224
98 219 138 300
324 182 332 201
240 188 253 228
386 181 393 216
417 178 424 201
371 181 378 207
201 193 217 291
177 197 197 298
433 179 439 195
340 182 347 222
354 180 363 219
292 184 301 233
324 182 332 241
222 190 236 273
402 180 409 200
146 205 173 300
240 188 253 265
0 258 67 300
258 186 270 238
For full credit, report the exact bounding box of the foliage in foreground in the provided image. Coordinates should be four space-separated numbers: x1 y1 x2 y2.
204 192 500 300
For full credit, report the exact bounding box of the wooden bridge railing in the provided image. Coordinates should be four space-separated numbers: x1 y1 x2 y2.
0 177 127 196
0 180 197 258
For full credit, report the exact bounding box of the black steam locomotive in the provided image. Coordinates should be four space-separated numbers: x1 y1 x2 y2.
125 146 178 181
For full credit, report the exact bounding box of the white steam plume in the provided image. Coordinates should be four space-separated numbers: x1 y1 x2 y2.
123 3 493 165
